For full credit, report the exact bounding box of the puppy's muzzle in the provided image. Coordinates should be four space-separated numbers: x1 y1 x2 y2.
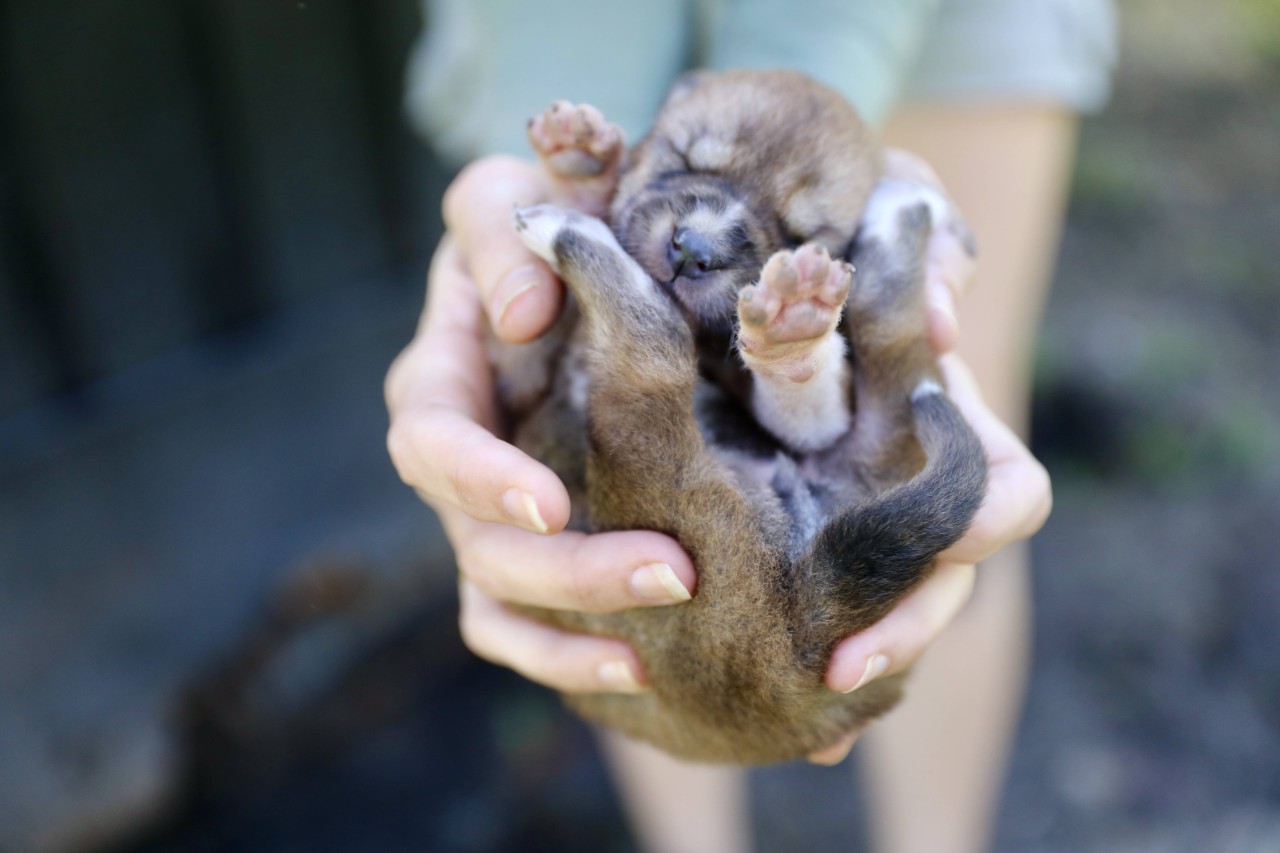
668 228 720 280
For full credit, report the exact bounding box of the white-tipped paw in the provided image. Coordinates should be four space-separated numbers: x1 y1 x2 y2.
911 379 944 402
512 204 565 267
862 179 976 257
513 204 621 269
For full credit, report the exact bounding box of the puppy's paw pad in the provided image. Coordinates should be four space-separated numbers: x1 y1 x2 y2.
527 101 624 178
739 244 851 347
738 283 781 328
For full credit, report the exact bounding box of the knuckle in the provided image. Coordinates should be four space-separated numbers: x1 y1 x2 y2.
385 416 420 487
452 544 483 584
565 565 606 614
459 557 507 603
1030 461 1054 530
459 625 502 667
457 595 499 663
494 633 565 690
441 439 489 518
383 346 412 412
442 161 487 228
456 535 532 606
443 155 533 230
965 510 1004 555
560 541 613 614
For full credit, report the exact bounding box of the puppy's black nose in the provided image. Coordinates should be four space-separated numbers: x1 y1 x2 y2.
669 228 717 279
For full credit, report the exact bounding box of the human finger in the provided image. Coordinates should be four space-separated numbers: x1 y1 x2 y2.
385 237 570 532
824 561 977 693
442 508 696 613
924 237 976 354
458 578 648 693
442 155 563 342
388 405 573 534
938 355 1053 565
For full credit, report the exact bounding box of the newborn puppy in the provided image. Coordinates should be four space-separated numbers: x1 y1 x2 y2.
492 70 986 764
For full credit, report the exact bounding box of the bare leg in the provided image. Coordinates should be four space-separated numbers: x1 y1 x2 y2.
859 104 1079 853
598 729 754 853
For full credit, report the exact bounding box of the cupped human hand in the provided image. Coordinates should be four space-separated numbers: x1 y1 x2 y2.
812 355 1052 762
805 149 1050 766
389 152 1051 759
386 156 696 696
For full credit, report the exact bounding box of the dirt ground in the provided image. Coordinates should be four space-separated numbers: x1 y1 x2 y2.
120 2 1280 851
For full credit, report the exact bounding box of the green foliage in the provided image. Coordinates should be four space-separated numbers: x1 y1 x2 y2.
1239 0 1280 73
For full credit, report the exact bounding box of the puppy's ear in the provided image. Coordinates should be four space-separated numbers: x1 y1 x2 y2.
660 70 709 110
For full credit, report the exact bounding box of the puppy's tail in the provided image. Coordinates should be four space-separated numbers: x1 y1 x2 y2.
798 382 986 647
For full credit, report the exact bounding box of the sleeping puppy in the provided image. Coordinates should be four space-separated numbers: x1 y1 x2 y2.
490 70 986 764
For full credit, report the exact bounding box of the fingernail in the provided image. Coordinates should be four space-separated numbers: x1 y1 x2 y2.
630 563 692 603
502 488 548 533
597 660 645 693
493 267 545 328
842 653 889 693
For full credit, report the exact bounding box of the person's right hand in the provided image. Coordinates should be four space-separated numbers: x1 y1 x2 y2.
386 156 697 695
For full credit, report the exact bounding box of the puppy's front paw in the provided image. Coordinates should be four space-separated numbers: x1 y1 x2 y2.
737 244 851 382
738 244 853 447
527 101 624 179
740 244 851 340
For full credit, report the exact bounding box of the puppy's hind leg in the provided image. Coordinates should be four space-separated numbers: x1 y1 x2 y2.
527 102 626 215
792 188 987 650
737 244 853 452
513 204 707 532
843 186 956 482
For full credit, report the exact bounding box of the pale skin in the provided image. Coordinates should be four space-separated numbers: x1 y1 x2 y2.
385 110 1059 851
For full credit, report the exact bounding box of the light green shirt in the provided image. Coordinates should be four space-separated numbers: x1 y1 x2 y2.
407 0 1115 164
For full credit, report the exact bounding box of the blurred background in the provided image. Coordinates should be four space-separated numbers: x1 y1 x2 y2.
0 0 1276 851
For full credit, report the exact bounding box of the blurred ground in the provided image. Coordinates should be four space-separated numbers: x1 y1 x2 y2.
9 0 1280 851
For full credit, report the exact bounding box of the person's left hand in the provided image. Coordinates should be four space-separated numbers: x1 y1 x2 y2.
808 354 1051 764
805 150 1052 765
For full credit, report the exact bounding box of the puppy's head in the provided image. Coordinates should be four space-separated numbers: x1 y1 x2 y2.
612 171 780 334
